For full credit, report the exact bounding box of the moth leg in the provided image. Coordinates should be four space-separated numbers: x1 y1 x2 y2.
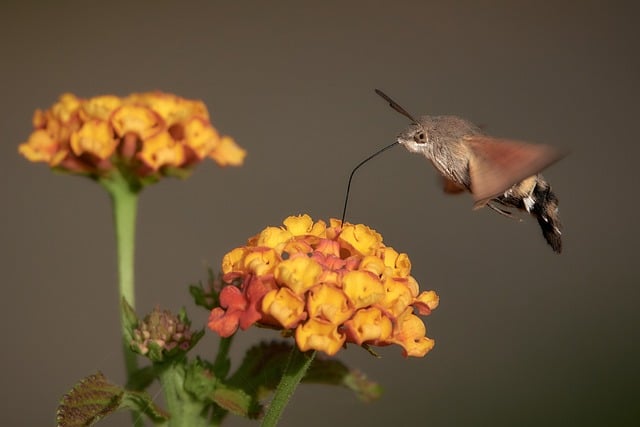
487 202 522 221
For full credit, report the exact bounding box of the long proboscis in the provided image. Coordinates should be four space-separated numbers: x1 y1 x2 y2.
340 141 399 225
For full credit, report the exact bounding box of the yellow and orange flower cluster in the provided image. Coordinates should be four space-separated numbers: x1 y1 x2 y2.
208 215 439 357
19 92 246 178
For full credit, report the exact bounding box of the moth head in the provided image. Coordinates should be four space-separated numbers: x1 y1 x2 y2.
397 122 429 153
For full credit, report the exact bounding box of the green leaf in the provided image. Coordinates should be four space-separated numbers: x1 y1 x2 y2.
212 385 261 419
304 360 383 403
121 390 170 423
183 358 262 419
125 365 158 391
120 297 139 344
189 270 221 310
184 358 218 397
228 341 382 403
56 372 169 427
226 341 293 397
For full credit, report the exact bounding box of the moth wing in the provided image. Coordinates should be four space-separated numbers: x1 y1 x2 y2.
464 136 562 208
441 176 466 194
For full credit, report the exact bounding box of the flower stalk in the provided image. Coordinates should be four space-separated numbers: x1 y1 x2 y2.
261 348 316 427
100 170 142 426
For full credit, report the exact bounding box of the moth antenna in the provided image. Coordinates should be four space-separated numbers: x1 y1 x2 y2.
341 141 399 225
374 89 420 123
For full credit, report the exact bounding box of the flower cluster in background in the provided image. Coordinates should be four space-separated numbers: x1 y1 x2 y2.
18 92 246 180
130 306 201 363
208 215 439 357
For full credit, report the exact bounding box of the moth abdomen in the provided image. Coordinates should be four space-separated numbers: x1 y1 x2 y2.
496 176 562 253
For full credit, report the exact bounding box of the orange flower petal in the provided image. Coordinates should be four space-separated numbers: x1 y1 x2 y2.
342 270 384 309
295 318 345 356
343 307 392 345
274 256 323 295
209 136 246 166
339 223 383 256
262 288 306 329
111 105 163 139
390 308 435 357
70 120 117 160
138 131 185 170
307 284 353 325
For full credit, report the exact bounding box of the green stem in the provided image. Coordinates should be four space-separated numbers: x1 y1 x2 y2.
158 362 209 427
261 348 316 427
213 336 233 374
100 171 142 427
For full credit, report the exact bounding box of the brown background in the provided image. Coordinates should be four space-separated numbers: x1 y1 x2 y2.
2 1 639 426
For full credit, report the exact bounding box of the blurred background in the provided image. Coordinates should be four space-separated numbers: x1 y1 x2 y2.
2 1 639 426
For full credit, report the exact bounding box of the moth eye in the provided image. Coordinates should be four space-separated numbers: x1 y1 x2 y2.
414 131 426 144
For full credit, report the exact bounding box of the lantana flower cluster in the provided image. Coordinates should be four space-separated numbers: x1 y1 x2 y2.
208 215 439 357
18 92 245 178
130 306 198 362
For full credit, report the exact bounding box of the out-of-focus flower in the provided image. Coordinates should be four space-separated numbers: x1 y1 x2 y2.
19 92 246 183
130 306 199 362
208 215 439 357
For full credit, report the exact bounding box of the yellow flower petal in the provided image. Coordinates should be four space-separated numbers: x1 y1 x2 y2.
295 318 345 355
414 290 440 315
283 214 326 237
111 105 163 139
257 227 293 249
342 270 384 309
262 288 306 329
51 93 81 123
275 256 323 295
307 284 353 325
18 130 61 164
138 131 185 170
209 136 246 166
379 276 414 316
129 92 210 124
183 118 221 159
339 223 383 256
70 121 117 160
343 307 392 345
243 248 278 276
221 247 248 275
391 308 435 357
81 95 122 121
359 255 386 276
380 247 412 277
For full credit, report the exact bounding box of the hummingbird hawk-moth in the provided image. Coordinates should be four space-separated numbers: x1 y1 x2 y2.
342 90 564 253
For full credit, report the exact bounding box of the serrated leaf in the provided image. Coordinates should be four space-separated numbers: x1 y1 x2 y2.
56 372 169 427
183 359 261 419
212 386 262 419
226 341 292 396
57 372 123 427
304 361 382 402
184 358 218 397
227 341 382 404
121 390 170 423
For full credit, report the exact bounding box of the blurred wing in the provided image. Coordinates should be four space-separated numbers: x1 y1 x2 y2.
464 136 562 208
441 176 466 194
